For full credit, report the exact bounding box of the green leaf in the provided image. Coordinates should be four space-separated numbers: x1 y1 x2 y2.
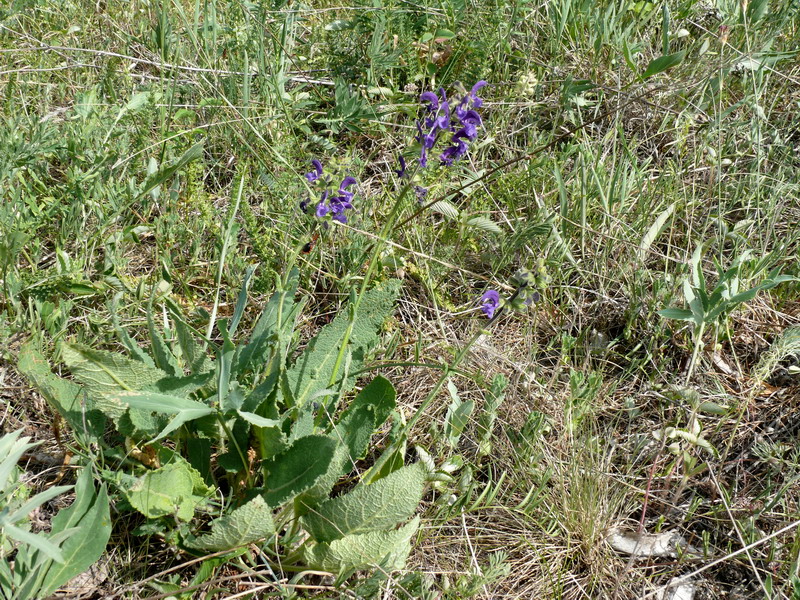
444 380 473 447
2 522 66 563
17 342 105 439
110 293 155 367
262 435 336 507
657 308 695 321
6 485 72 524
154 371 214 397
236 270 301 376
430 200 459 220
333 376 397 474
237 410 280 428
303 516 420 575
465 216 502 235
185 496 275 552
637 203 674 261
302 463 425 543
95 390 214 442
294 440 350 514
147 302 180 377
641 50 686 78
217 324 237 413
283 280 400 408
167 304 211 374
138 142 204 200
35 469 111 598
62 343 168 395
227 265 257 338
125 461 209 520
746 0 769 24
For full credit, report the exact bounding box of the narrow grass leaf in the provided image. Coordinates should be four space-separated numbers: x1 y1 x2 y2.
637 202 674 261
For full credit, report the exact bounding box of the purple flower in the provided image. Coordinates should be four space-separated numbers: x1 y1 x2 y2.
480 290 501 319
305 159 323 182
439 145 459 166
395 155 407 178
440 132 469 165
458 110 482 140
329 198 349 223
415 81 487 169
434 96 451 130
338 176 357 201
414 185 428 204
315 201 329 217
420 91 439 113
469 81 488 107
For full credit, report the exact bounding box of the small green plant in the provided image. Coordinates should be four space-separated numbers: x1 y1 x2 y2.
0 432 110 600
658 243 796 379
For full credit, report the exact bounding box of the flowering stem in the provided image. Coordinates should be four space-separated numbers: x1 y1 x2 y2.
395 86 660 231
326 178 416 389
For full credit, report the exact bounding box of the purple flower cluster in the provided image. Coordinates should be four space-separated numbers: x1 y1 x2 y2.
415 81 487 168
300 160 357 224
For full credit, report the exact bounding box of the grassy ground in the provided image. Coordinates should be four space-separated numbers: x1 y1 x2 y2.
2 0 800 598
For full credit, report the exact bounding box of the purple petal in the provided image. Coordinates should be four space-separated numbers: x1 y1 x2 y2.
434 102 451 130
460 109 482 126
339 176 357 191
395 155 407 178
471 81 488 95
305 159 324 182
315 201 329 217
440 145 458 166
420 91 439 112
480 289 501 319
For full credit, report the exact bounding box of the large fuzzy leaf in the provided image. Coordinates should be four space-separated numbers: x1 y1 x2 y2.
95 390 214 442
302 463 425 542
262 435 336 507
17 342 105 439
62 343 167 395
303 517 420 575
185 496 275 552
283 280 400 408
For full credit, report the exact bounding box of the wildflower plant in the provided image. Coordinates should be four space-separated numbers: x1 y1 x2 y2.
15 79 513 592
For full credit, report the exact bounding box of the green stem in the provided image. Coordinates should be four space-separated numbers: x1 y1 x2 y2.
686 321 705 384
206 172 246 341
326 180 415 388
216 412 252 489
